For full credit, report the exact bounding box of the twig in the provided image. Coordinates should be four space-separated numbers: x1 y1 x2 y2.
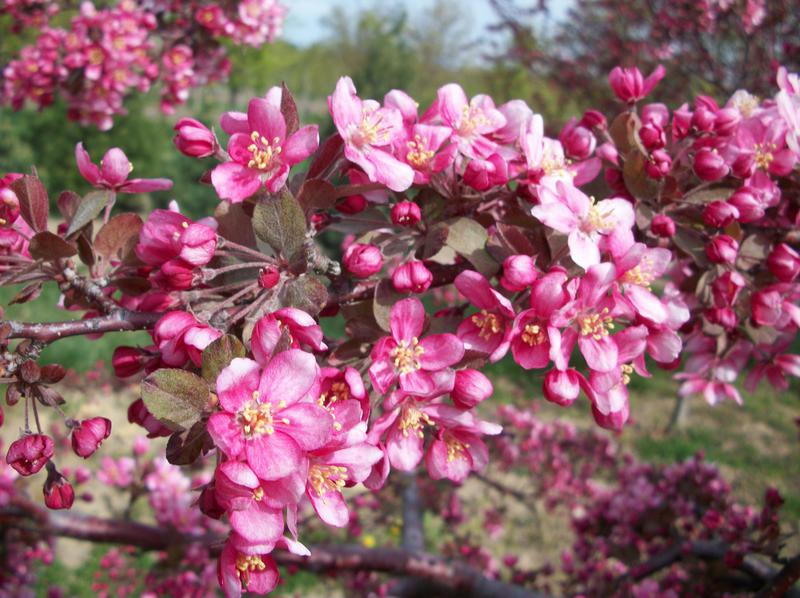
3 310 162 343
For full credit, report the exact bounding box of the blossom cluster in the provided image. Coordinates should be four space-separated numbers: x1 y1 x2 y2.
1 0 286 129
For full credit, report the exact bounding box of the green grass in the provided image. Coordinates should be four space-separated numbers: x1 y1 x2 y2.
1 284 150 373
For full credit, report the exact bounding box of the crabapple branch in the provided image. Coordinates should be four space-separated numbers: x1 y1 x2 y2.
1 502 551 598
3 310 162 343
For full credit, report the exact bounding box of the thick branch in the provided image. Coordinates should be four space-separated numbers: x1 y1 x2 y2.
1 504 549 598
756 553 800 598
3 310 162 343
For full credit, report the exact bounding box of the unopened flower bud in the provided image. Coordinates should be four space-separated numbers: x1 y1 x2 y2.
173 118 217 158
559 120 596 160
651 214 676 238
713 107 741 136
500 255 537 292
645 149 672 179
343 243 383 278
392 261 433 294
702 201 739 228
767 243 800 282
112 346 147 378
43 465 75 510
6 434 54 476
258 265 280 289
543 369 581 407
639 122 665 150
579 109 606 130
727 187 764 223
706 234 738 264
451 369 493 409
391 201 421 227
71 417 112 458
694 148 729 181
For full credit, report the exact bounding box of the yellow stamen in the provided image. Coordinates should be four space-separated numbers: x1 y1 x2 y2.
398 404 433 439
238 391 277 437
578 308 615 340
308 464 348 497
521 323 546 346
471 310 501 340
406 134 435 168
235 554 267 586
390 337 424 374
247 131 282 171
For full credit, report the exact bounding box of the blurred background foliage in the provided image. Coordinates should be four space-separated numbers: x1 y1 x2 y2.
0 0 555 220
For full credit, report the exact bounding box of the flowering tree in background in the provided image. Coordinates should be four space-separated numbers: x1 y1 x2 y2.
489 0 800 114
1 22 800 596
1 0 287 129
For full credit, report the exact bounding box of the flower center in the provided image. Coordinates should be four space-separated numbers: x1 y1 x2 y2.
471 310 502 339
235 554 267 586
445 433 469 462
620 363 633 385
247 131 282 171
578 308 615 339
733 92 759 117
390 337 424 374
237 393 287 438
622 257 655 288
351 109 391 148
521 323 546 346
753 142 775 171
457 105 488 137
308 463 348 497
319 381 349 406
582 197 614 233
399 404 433 438
252 487 264 501
406 134 435 168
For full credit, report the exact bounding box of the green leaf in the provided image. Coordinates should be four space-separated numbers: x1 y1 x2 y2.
279 274 328 315
141 369 210 431
66 190 113 237
166 421 212 465
444 217 498 276
201 335 246 383
736 234 771 271
252 189 307 263
373 278 406 332
29 231 77 260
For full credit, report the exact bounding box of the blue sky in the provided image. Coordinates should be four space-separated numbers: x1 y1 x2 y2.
282 0 507 47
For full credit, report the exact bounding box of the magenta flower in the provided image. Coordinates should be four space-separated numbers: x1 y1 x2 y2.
217 537 279 598
522 116 601 189
250 308 327 364
305 409 383 527
551 263 628 373
214 460 301 546
531 182 634 270
730 117 796 178
455 270 515 363
152 311 222 367
369 297 464 397
612 242 672 323
424 406 501 483
329 76 414 192
212 96 319 202
75 143 173 193
135 208 217 267
436 83 506 159
317 366 370 421
206 351 331 480
394 123 456 184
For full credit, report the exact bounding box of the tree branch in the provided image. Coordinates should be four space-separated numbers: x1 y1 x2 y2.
3 309 162 343
1 502 550 598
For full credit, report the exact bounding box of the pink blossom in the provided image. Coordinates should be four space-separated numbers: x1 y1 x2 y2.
206 351 331 480
613 243 672 323
451 369 493 409
730 118 796 178
531 182 634 269
329 76 414 192
43 468 75 510
75 143 172 193
767 243 800 282
394 124 455 184
135 209 217 267
153 311 222 367
369 297 464 397
436 83 506 159
500 254 538 292
212 96 319 202
250 308 327 364
455 270 515 362
217 538 279 598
